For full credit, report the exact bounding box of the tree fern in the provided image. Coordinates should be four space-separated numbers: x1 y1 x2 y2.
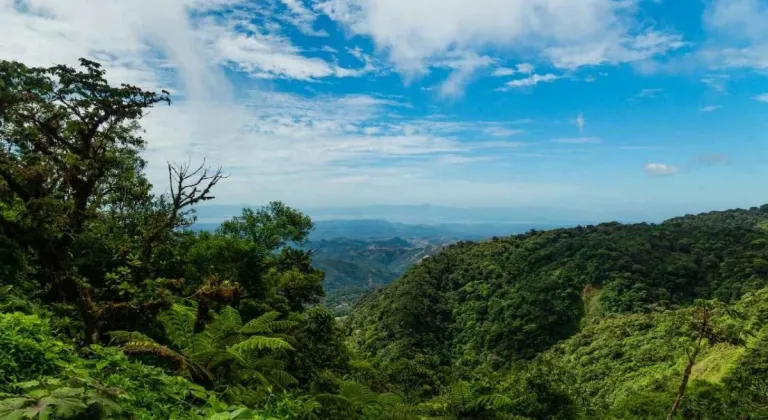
159 303 197 350
109 304 297 399
230 336 294 354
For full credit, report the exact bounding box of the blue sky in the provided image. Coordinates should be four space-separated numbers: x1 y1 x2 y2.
2 0 768 217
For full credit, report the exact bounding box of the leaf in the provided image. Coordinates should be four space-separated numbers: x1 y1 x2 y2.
239 312 280 335
0 397 30 420
230 336 293 354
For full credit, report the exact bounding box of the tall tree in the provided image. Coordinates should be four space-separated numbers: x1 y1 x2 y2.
0 59 223 343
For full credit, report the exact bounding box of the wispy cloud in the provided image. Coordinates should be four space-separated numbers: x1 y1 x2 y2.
484 127 525 137
694 153 730 166
574 114 586 135
501 73 559 89
628 88 663 101
701 74 730 93
756 93 768 103
699 105 721 112
644 163 679 176
491 63 535 77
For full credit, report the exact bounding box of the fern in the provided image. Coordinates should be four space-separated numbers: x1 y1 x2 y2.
239 311 280 334
159 303 197 350
111 304 298 398
231 336 294 354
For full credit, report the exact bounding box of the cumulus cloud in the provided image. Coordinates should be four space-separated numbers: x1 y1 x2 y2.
318 0 684 77
644 163 679 176
701 0 768 71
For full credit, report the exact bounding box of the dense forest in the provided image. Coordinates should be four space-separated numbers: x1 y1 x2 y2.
1 58 768 419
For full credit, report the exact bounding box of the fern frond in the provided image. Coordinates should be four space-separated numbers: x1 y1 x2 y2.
207 306 243 341
261 369 298 388
246 357 286 371
189 330 216 354
339 381 378 407
158 303 196 349
446 381 473 409
239 311 281 334
377 405 420 420
315 393 353 408
476 393 515 410
230 336 293 354
271 333 298 347
377 392 404 407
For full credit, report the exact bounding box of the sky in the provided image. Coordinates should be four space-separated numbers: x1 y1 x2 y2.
2 0 768 217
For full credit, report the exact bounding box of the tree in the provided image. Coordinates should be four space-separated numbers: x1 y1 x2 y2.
0 59 223 344
667 300 745 420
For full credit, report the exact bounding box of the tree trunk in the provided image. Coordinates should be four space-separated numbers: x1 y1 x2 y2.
668 346 701 420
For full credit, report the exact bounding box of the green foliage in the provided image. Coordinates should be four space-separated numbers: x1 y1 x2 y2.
348 208 768 390
0 313 66 388
111 304 298 403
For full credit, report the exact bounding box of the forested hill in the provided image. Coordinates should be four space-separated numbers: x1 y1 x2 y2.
346 204 768 373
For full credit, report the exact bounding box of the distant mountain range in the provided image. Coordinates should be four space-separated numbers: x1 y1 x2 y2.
194 217 572 241
191 202 756 226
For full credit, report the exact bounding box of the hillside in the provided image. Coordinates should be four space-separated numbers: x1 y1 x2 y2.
308 237 445 316
345 205 768 384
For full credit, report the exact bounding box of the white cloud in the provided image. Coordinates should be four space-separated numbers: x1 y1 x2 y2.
552 137 601 144
543 30 685 69
501 73 558 89
0 0 223 98
644 163 679 176
699 105 721 112
701 74 730 93
199 15 373 80
574 113 585 134
437 54 495 98
484 127 525 137
492 63 535 76
701 0 768 71
318 0 684 77
278 0 327 36
755 93 768 103
628 88 663 100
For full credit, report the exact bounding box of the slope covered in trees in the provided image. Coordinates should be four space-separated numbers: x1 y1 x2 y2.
345 207 768 399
